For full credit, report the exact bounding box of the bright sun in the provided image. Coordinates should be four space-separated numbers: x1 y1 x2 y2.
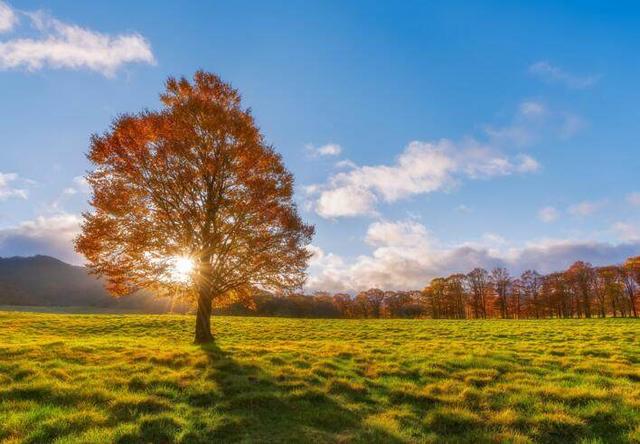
169 256 195 284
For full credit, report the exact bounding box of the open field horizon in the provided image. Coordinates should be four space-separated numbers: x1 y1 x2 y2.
1 311 639 443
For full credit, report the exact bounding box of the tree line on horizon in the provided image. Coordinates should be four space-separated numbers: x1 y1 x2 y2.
216 256 640 319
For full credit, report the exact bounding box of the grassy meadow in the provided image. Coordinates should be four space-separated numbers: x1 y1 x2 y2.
1 311 639 443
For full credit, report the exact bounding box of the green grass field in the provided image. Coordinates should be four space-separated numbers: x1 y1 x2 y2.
1 311 639 443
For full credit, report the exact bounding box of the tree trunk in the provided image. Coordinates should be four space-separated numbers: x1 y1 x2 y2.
583 292 591 318
194 287 214 344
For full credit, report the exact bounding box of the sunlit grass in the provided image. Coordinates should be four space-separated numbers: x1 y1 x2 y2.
0 312 639 443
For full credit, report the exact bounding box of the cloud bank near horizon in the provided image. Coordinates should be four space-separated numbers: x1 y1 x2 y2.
1 213 637 294
305 219 640 293
0 213 83 265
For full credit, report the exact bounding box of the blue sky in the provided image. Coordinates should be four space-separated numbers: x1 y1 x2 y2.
0 1 639 292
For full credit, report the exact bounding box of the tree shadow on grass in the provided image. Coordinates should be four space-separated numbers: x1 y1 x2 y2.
184 341 404 443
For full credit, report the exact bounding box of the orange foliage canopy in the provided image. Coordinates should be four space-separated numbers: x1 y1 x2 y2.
75 72 314 307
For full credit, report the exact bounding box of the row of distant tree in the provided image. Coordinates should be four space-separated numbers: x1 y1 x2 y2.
215 256 640 319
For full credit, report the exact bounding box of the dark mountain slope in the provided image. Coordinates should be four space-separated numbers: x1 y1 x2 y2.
0 255 186 312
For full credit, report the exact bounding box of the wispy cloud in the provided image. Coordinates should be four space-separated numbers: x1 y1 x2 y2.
0 172 27 200
306 143 342 157
0 4 155 76
484 100 584 146
612 222 640 242
558 112 585 139
626 192 640 207
538 206 558 223
0 1 17 33
529 61 599 89
568 200 603 217
334 159 356 169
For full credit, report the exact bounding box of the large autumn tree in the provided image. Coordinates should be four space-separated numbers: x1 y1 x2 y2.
75 71 314 343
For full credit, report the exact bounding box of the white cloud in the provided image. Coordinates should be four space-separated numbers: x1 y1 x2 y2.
626 192 640 207
0 213 82 264
0 8 155 76
519 100 546 117
365 219 430 248
0 1 17 33
335 159 357 169
0 172 27 200
538 206 558 223
306 244 344 269
482 233 507 246
307 143 342 157
305 244 325 265
515 154 540 173
612 222 640 242
309 139 538 218
310 140 452 218
315 184 377 218
568 200 602 217
306 219 640 293
318 143 342 156
306 220 438 291
529 61 599 89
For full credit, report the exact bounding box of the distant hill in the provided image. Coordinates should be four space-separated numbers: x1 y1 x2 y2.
0 255 188 313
